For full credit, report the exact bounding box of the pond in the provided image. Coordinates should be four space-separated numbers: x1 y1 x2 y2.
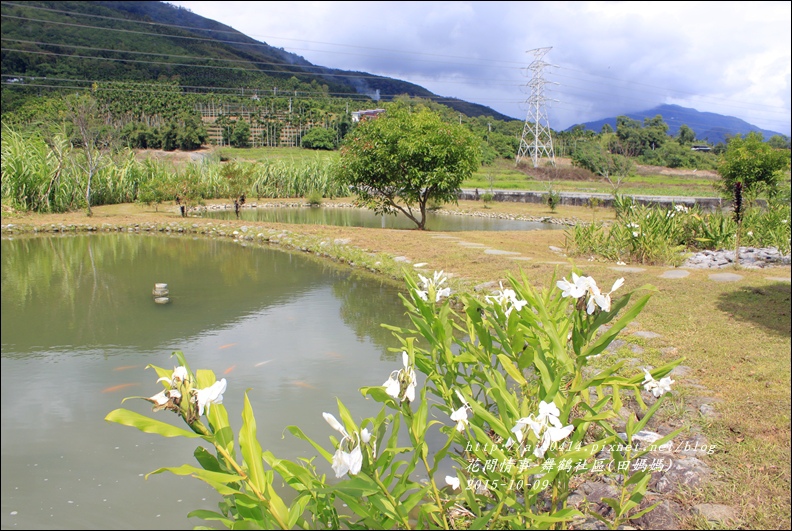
199 205 566 232
0 233 417 530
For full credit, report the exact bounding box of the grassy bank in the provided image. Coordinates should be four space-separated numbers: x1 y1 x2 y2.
2 199 790 529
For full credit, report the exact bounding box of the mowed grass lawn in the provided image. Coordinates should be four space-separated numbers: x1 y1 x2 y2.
3 197 789 529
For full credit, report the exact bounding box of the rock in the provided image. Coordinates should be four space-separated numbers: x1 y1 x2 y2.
579 481 619 503
651 457 712 494
699 403 718 418
631 499 685 530
632 330 661 339
691 503 738 525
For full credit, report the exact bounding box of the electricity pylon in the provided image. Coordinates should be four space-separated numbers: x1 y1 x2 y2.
516 47 558 168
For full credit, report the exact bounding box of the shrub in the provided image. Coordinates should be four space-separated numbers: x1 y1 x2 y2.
107 271 684 530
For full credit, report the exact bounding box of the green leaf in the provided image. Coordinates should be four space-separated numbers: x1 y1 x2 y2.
105 408 201 439
186 509 233 527
497 354 527 386
285 425 333 463
239 391 267 494
582 290 654 358
360 386 399 407
146 464 242 494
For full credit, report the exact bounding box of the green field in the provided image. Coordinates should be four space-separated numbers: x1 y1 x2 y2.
214 147 724 198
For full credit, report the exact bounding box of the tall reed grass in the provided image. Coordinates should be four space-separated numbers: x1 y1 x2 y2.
1 126 348 213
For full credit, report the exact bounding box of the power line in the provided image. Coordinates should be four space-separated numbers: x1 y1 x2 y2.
1 2 525 67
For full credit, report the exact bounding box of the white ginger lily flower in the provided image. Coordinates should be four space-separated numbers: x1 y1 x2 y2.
445 475 461 490
534 423 575 459
592 277 624 313
325 412 364 478
323 412 350 439
331 445 363 478
157 365 190 387
383 373 401 399
194 378 226 416
643 369 675 398
382 351 417 403
511 401 574 459
416 271 451 302
450 405 470 433
536 401 563 428
149 390 169 406
486 282 528 316
510 416 542 443
556 273 590 299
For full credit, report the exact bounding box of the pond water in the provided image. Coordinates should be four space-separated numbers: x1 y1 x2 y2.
199 206 565 232
0 233 417 530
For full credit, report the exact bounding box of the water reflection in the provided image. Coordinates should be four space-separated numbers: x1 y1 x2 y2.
201 206 564 232
1 234 410 530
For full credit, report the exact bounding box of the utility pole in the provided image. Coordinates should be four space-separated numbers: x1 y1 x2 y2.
516 47 558 168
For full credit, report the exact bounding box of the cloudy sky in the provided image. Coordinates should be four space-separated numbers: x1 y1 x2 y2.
169 1 791 136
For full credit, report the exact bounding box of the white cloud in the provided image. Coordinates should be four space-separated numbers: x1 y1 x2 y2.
171 1 791 135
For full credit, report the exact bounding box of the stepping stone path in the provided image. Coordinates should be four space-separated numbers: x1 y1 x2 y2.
708 272 743 282
632 330 662 339
659 269 690 279
483 249 521 255
609 266 647 273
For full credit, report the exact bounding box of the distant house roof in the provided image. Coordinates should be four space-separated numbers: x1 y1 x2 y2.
691 145 712 152
351 109 386 122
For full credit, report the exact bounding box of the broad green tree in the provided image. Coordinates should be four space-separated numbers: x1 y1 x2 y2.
767 134 791 150
230 119 251 148
718 132 790 199
334 107 480 230
300 126 336 150
676 124 696 145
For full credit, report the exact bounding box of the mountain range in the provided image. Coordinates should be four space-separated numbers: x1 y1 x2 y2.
0 0 513 120
567 104 784 145
1 1 785 144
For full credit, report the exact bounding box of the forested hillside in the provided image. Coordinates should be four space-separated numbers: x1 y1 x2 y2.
0 0 513 120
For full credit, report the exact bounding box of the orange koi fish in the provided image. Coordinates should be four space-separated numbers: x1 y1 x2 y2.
291 380 317 390
219 343 237 350
102 383 139 393
224 365 236 375
113 365 139 372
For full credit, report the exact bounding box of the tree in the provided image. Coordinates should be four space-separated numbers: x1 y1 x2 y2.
230 119 250 148
676 124 696 145
718 132 790 200
767 134 791 150
300 126 336 150
66 94 113 217
570 141 633 190
334 107 480 230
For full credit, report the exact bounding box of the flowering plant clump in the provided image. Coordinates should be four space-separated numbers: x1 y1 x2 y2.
106 269 684 530
414 270 451 302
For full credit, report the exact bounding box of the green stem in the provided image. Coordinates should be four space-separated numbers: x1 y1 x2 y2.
420 452 450 530
372 469 412 529
189 419 291 530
